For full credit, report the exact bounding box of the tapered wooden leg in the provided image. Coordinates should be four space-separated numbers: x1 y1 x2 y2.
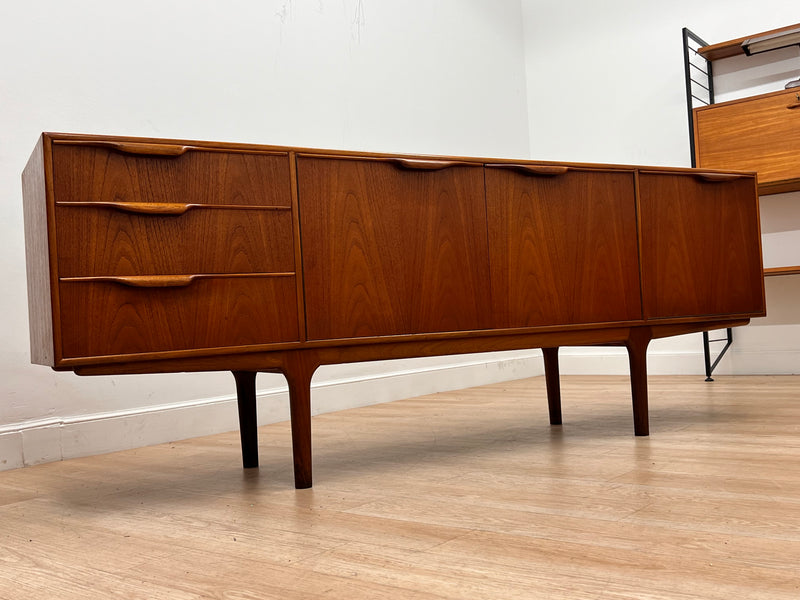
625 328 652 436
232 370 259 468
282 353 318 489
542 347 562 425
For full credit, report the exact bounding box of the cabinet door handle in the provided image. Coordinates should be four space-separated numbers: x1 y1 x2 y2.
487 164 570 176
391 158 475 170
64 275 197 288
787 103 800 110
694 172 749 182
59 140 191 156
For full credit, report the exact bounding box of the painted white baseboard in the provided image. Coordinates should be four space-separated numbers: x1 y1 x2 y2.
0 351 543 472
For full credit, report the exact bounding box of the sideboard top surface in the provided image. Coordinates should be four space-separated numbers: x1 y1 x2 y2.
24 132 765 373
40 132 757 178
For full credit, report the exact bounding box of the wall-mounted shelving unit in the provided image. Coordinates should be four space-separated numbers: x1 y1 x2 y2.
683 24 800 379
691 23 800 197
695 23 800 61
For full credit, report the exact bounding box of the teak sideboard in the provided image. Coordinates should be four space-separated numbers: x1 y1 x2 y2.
22 133 766 488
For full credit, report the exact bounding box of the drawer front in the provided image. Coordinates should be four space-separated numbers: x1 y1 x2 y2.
59 275 300 358
639 172 765 319
52 144 292 207
55 206 294 277
694 89 800 184
486 166 642 328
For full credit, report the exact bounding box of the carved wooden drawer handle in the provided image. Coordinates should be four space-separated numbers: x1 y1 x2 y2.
786 103 800 109
391 158 476 170
487 164 570 176
64 275 197 288
694 172 749 182
61 140 191 156
87 201 195 215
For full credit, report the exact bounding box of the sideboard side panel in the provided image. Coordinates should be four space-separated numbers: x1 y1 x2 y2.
22 135 56 366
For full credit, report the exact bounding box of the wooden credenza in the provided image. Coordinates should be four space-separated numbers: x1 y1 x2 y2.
22 133 766 488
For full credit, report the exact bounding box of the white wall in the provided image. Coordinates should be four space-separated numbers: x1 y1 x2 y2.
4 1 798 471
522 0 800 376
0 0 533 469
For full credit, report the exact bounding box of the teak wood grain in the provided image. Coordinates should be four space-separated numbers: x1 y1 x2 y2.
58 275 300 358
22 136 55 366
21 133 766 488
55 206 295 277
693 88 800 195
298 156 492 340
486 167 641 328
52 143 293 207
638 173 764 319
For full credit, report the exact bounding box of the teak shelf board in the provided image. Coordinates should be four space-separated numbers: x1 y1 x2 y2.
697 22 800 61
764 265 800 277
758 177 800 196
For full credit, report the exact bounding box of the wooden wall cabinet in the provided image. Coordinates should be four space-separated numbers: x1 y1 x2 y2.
22 133 766 488
694 87 800 196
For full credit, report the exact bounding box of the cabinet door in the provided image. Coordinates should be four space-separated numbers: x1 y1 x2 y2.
486 166 642 328
297 156 491 340
639 172 765 319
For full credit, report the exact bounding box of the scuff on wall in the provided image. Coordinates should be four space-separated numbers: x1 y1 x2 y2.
352 0 366 42
276 0 293 25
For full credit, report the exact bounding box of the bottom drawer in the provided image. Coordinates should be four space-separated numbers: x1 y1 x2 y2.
59 275 300 359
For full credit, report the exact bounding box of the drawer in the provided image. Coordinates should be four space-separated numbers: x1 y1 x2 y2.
638 172 764 319
58 275 300 359
55 205 294 277
51 143 292 207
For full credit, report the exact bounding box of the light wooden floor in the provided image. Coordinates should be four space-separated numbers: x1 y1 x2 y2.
1 375 799 599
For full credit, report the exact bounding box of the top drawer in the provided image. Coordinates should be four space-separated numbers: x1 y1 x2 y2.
51 142 292 207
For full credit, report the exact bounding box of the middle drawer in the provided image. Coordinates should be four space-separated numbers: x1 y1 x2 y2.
56 205 294 277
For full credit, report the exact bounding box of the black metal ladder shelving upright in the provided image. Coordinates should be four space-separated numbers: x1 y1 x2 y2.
682 27 734 382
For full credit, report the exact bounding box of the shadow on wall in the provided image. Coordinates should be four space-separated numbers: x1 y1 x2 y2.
758 276 800 326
